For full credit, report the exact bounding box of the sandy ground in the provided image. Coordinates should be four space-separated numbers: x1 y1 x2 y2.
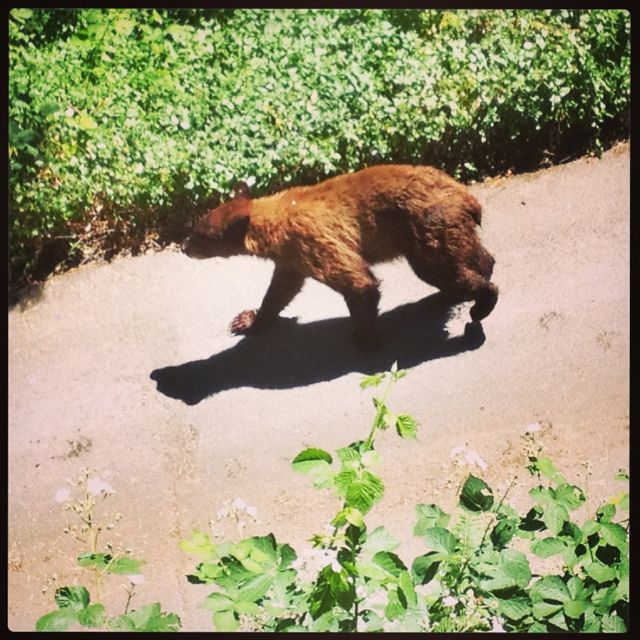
8 143 629 631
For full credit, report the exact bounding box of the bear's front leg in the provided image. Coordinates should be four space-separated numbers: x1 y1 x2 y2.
230 264 305 336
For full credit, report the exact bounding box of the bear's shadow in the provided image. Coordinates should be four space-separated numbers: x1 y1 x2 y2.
150 292 486 405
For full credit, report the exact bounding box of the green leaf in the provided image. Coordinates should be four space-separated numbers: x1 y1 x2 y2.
497 596 532 621
480 549 531 592
413 504 450 535
530 575 571 603
360 372 385 388
234 600 260 615
535 456 564 483
422 527 458 554
236 573 273 602
490 517 518 548
212 609 240 632
203 592 234 613
108 603 181 631
591 584 618 613
114 18 136 36
459 475 494 512
398 570 417 607
77 604 106 628
77 114 98 130
411 552 442 585
532 600 563 619
179 529 217 559
596 503 616 523
309 566 354 619
35 609 79 632
345 471 384 514
277 543 297 570
11 8 34 21
395 413 418 439
292 447 333 470
77 553 111 571
531 537 567 558
107 556 146 575
553 483 586 510
361 450 381 467
582 519 600 538
337 445 361 464
564 598 589 619
601 613 627 632
54 586 90 610
584 561 616 584
362 526 400 555
599 522 628 551
193 561 222 582
540 501 569 535
372 551 407 577
332 506 365 528
384 587 407 620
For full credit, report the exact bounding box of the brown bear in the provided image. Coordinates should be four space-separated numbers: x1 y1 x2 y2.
183 165 498 349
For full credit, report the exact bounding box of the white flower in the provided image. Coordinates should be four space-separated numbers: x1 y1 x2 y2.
450 444 466 457
54 488 71 503
465 450 488 471
65 107 75 117
231 498 247 511
127 574 145 585
87 476 115 496
442 595 458 607
525 422 542 433
491 616 506 632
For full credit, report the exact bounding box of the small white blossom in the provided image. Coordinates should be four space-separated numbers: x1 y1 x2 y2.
525 422 542 433
231 498 247 511
127 574 145 585
87 476 115 496
442 595 458 607
465 450 488 471
491 617 506 632
65 107 75 117
246 506 258 518
450 444 466 457
54 488 71 503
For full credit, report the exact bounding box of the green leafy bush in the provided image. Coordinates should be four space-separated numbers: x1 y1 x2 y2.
35 468 181 632
36 368 629 632
9 9 630 287
180 365 629 632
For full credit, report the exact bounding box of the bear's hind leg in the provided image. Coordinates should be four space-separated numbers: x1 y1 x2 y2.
406 252 498 322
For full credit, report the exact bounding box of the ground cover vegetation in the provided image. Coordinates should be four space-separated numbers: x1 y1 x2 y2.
9 8 629 294
38 366 629 632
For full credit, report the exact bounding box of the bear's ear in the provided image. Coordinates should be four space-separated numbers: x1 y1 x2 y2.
224 208 250 242
231 180 251 199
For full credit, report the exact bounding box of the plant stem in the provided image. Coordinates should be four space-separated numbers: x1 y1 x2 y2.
124 584 136 614
364 372 395 451
87 500 104 604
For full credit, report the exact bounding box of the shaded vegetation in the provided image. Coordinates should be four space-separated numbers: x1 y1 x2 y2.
9 9 630 296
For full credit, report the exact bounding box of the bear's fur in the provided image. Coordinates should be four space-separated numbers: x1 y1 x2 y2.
183 165 498 349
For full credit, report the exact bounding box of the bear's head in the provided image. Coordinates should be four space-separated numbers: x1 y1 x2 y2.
182 181 252 259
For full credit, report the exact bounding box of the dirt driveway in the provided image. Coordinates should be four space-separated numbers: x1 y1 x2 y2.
8 143 629 631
